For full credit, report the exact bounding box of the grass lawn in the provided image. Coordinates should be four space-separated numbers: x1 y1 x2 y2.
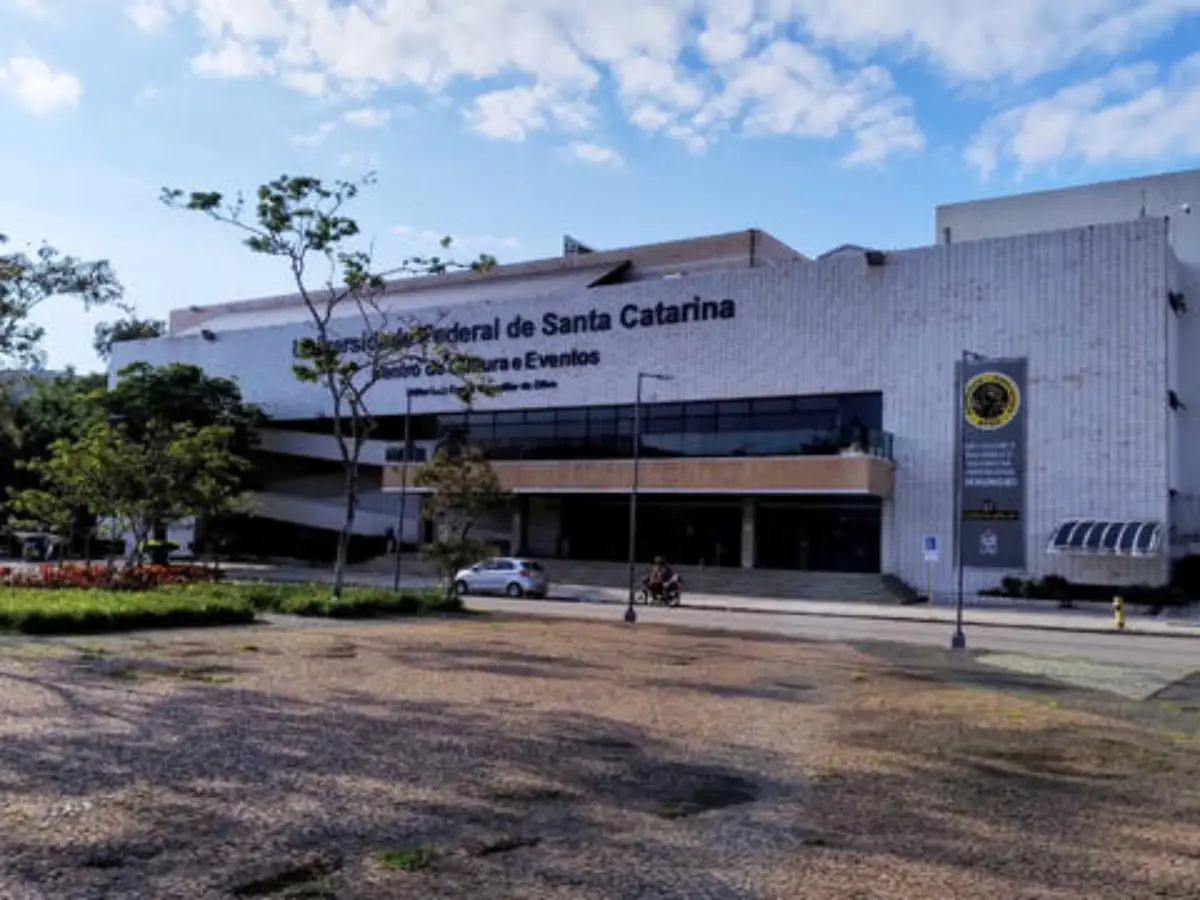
0 582 459 635
0 618 1196 898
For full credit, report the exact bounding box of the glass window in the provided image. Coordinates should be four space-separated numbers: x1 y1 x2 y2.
494 411 525 427
749 411 798 432
718 400 751 432
644 416 685 434
557 417 587 439
648 402 684 418
751 397 794 414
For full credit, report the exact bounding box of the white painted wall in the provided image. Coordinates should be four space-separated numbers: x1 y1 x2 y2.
936 168 1200 265
113 218 1175 590
937 170 1200 565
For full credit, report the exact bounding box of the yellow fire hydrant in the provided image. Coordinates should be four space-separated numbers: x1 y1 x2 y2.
1113 594 1126 630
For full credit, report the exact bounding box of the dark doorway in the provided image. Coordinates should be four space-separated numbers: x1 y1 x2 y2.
756 499 881 573
559 495 742 566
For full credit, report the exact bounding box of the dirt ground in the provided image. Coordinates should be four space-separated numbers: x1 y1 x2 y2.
1 615 1198 900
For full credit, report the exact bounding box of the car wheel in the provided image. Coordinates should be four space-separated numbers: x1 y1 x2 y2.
505 582 524 598
454 580 469 596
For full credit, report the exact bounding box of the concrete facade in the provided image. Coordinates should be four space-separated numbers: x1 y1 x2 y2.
937 170 1200 551
112 216 1179 594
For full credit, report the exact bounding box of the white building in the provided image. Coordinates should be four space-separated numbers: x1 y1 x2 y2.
110 173 1200 594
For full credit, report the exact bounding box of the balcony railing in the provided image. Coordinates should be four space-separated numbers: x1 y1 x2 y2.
387 427 893 464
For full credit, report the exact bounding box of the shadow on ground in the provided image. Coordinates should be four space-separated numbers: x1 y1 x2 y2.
0 625 1197 899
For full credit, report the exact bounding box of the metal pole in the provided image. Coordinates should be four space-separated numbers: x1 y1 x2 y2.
391 390 412 592
625 374 644 623
952 350 969 650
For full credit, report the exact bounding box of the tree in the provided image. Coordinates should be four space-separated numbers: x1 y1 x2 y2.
163 173 496 600
1 232 125 369
93 316 166 362
8 419 252 567
413 444 510 598
8 433 106 562
97 362 264 462
0 370 105 535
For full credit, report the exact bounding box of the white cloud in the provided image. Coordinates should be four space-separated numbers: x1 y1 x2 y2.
780 0 1200 83
116 0 1200 165
8 0 49 17
280 69 326 96
343 106 390 128
129 0 928 162
191 38 273 80
126 0 178 34
465 84 596 141
566 140 625 169
338 150 381 169
967 54 1200 178
393 225 521 252
0 55 81 116
290 121 335 147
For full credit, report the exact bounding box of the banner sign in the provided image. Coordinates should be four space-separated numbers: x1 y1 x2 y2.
958 357 1028 570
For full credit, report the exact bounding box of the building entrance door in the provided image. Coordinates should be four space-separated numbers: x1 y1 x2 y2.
756 500 881 573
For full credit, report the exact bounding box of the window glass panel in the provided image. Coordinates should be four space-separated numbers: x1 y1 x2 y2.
749 412 799 432
494 411 524 427
687 401 717 418
685 414 717 434
644 416 685 434
557 418 587 438
751 397 794 414
647 403 685 420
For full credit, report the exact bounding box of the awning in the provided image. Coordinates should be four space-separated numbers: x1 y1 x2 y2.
1046 520 1164 557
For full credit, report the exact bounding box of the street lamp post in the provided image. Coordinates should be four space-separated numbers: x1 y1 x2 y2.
952 350 985 651
625 371 673 624
391 389 413 593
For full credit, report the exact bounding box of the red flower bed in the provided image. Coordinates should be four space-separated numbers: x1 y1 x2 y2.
0 562 223 590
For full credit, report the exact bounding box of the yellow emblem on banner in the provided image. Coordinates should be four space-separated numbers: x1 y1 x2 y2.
963 371 1020 431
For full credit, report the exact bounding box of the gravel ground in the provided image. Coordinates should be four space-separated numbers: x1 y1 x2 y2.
1 618 1198 899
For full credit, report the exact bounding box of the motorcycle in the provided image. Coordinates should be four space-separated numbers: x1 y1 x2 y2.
637 574 683 607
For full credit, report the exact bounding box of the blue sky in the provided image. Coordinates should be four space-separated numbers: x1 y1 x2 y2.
4 0 1200 373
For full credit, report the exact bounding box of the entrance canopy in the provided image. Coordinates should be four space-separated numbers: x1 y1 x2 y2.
1046 520 1163 557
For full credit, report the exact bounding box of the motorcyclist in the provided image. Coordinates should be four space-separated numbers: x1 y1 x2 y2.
644 556 676 601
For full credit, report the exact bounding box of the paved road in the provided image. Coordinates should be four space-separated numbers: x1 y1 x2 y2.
467 596 1200 670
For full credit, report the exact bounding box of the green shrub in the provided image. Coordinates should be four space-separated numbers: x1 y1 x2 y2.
980 575 1190 609
0 585 256 636
0 581 467 636
235 583 458 618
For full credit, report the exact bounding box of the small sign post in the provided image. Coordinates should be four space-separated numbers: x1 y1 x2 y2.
922 534 940 603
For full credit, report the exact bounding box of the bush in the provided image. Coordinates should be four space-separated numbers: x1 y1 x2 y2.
0 580 467 636
980 574 1190 609
239 583 460 618
0 562 221 591
0 585 256 635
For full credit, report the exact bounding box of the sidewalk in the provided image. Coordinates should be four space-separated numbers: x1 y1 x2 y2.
222 562 1200 639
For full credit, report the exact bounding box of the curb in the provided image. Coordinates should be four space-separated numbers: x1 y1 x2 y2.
230 574 1200 640
543 593 1200 639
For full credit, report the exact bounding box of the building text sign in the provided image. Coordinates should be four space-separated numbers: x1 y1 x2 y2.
958 357 1027 570
290 297 738 383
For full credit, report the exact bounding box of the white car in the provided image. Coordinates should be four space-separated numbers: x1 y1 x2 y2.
454 557 549 598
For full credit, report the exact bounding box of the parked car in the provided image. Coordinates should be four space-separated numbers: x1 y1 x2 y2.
454 557 548 598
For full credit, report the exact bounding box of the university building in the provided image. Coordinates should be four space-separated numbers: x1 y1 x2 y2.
110 168 1200 594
